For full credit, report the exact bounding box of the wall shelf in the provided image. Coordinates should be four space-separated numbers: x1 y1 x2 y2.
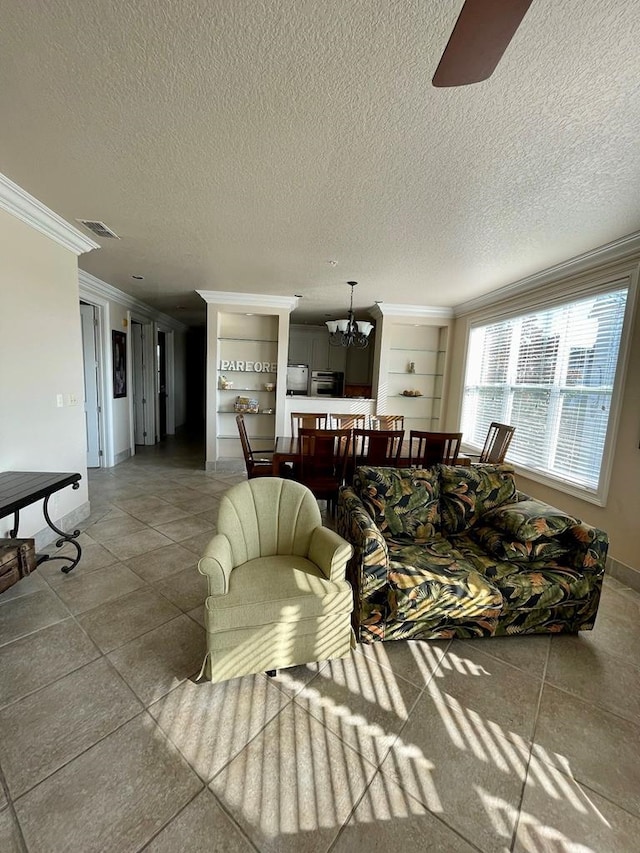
392 395 442 400
218 434 274 441
390 347 445 354
218 369 276 375
218 387 276 392
217 410 275 415
389 371 438 376
219 337 278 343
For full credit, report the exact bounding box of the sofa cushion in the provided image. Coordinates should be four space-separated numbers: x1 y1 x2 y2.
471 524 569 563
353 466 440 542
483 499 578 542
385 536 502 626
451 533 595 611
439 464 517 535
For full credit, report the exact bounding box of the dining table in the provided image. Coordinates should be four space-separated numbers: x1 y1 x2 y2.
271 436 470 475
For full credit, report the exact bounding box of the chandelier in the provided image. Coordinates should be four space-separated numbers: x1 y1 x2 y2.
325 281 374 349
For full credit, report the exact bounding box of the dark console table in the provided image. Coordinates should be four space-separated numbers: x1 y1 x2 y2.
0 471 83 573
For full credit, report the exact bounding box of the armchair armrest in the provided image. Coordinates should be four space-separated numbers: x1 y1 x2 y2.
308 526 353 583
197 533 235 595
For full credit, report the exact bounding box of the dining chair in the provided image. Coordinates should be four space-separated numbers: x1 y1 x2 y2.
297 428 351 514
236 414 274 478
470 422 515 463
409 430 462 467
291 412 328 436
330 413 367 430
370 414 404 431
351 429 404 475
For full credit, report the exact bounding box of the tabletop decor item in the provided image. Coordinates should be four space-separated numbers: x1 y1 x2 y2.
234 396 259 413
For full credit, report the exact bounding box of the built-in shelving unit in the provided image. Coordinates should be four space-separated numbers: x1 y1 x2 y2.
384 325 448 431
217 315 279 458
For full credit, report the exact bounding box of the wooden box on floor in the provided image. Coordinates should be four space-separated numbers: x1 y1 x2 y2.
0 538 37 594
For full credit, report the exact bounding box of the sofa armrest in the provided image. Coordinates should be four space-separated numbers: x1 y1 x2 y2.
480 498 608 576
308 526 353 582
197 533 235 595
337 487 390 600
564 522 609 575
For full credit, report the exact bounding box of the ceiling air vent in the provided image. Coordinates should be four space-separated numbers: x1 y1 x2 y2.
76 219 120 239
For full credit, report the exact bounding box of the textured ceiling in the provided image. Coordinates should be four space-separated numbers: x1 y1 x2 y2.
1 0 639 326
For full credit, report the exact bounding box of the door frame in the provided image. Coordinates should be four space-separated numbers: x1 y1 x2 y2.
77 290 112 467
154 324 176 438
128 311 156 454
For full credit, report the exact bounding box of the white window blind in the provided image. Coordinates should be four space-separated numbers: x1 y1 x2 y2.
461 284 628 494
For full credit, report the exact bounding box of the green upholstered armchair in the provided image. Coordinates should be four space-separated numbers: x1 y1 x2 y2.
197 477 355 683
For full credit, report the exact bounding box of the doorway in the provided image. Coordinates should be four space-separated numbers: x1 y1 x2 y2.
131 320 148 445
157 330 167 441
79 302 102 467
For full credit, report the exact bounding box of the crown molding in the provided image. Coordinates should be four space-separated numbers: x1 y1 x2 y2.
454 230 640 317
196 290 299 311
0 172 99 255
79 270 188 331
370 303 454 320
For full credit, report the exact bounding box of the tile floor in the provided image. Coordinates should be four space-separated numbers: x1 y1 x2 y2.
1 437 639 852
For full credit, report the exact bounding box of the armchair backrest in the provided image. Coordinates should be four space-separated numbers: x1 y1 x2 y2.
217 477 322 565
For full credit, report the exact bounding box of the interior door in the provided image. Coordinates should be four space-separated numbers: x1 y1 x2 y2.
132 322 146 445
157 330 167 440
80 303 101 467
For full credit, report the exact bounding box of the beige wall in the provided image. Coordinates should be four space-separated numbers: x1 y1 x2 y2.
447 270 640 573
0 208 89 538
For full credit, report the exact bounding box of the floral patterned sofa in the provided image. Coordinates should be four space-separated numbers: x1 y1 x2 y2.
337 464 608 643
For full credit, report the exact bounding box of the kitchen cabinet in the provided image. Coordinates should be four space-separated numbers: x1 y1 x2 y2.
289 324 373 381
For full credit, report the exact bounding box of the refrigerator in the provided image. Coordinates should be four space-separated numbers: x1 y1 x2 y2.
286 364 309 395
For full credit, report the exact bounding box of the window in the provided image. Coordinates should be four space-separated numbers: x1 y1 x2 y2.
460 283 629 500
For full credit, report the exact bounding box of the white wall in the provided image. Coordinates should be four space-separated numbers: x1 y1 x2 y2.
0 208 89 538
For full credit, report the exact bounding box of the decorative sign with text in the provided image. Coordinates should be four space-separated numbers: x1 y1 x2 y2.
219 360 277 373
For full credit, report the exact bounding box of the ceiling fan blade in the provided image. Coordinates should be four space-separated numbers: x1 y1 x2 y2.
432 0 534 87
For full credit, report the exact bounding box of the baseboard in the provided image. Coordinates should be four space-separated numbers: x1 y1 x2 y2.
33 501 91 550
606 556 640 593
114 448 132 466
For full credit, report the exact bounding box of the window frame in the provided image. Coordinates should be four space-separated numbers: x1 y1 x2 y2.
457 268 638 506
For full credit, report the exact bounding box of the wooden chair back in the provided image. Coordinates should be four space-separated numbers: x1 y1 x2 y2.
330 413 367 430
409 431 462 467
370 414 404 431
236 414 273 478
297 428 351 511
291 412 328 436
352 429 404 470
478 422 516 463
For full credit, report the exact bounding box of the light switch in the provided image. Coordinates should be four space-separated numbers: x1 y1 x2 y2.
56 394 64 408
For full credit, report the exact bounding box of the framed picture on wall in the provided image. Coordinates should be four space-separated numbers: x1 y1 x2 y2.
112 330 127 398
